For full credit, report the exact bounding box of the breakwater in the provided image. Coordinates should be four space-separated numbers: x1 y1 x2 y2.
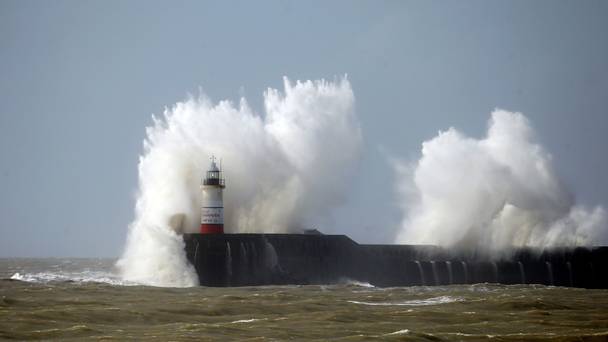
183 234 608 288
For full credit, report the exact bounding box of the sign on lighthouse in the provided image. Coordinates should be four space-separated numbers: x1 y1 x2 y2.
200 156 225 234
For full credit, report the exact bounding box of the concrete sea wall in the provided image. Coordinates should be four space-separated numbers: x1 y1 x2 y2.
183 234 608 288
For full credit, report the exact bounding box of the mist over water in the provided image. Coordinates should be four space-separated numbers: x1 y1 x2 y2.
395 110 607 255
117 77 361 287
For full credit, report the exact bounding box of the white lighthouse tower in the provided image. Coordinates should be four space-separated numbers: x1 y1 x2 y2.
200 156 226 234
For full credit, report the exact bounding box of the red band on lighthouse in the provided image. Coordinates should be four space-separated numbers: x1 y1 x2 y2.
201 224 224 234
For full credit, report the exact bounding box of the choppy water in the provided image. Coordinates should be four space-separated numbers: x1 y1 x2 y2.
1 259 608 341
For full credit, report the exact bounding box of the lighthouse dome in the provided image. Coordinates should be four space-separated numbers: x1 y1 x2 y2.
203 156 225 188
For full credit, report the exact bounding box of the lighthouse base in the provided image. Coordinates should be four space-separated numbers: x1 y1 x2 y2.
183 233 608 288
200 224 224 234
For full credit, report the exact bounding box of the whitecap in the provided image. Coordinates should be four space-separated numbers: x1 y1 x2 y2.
9 271 133 286
348 296 464 306
230 318 263 324
385 329 410 335
342 279 375 288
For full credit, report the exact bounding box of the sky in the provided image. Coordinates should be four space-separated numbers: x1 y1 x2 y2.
1 1 607 257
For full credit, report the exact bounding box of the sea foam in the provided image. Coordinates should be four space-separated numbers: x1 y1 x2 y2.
117 77 361 287
394 110 607 255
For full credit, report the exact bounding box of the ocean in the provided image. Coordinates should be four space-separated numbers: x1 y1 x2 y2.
1 258 608 341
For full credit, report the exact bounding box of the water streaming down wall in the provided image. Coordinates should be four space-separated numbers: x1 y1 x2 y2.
446 261 453 285
184 234 608 288
461 261 469 284
225 242 232 284
414 261 425 286
518 261 526 284
431 261 440 286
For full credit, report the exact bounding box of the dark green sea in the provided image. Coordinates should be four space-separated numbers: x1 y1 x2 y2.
1 258 607 341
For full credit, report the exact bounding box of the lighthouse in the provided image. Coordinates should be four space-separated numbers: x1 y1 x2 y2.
200 156 226 234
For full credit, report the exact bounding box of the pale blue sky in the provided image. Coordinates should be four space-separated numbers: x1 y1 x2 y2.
1 1 607 256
